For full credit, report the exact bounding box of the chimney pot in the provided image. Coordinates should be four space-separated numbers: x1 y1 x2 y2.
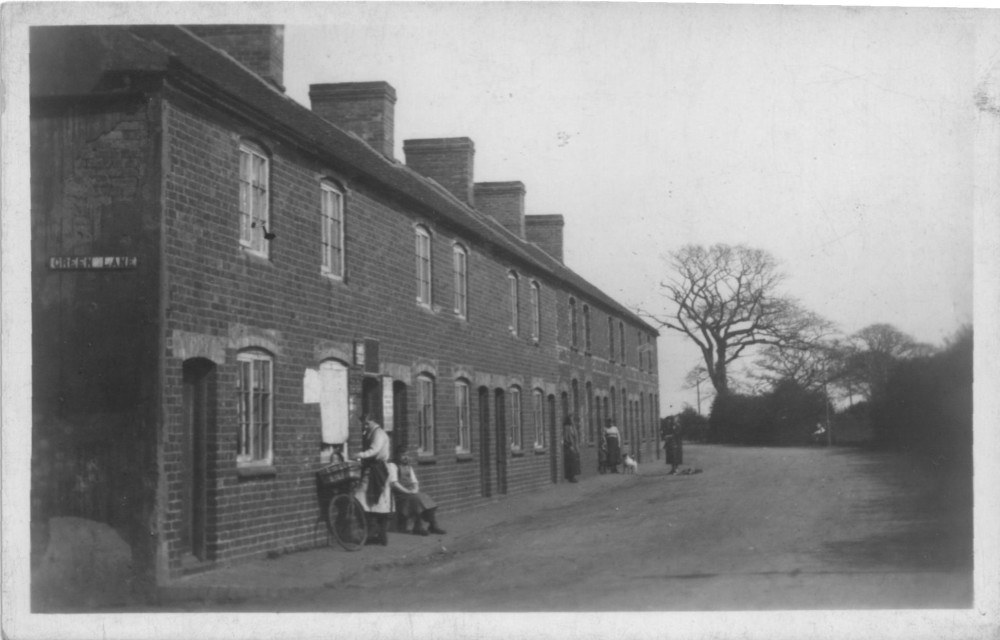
309 82 397 158
403 138 476 205
526 215 565 262
187 25 284 90
475 182 526 239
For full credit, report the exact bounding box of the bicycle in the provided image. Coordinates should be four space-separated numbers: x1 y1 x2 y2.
316 460 368 551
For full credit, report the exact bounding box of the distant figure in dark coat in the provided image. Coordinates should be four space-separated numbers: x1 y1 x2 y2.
563 416 581 483
665 419 683 475
602 418 622 474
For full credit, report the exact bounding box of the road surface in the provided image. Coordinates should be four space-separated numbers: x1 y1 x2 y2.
182 443 974 611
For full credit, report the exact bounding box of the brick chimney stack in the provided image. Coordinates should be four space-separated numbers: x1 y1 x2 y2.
525 215 565 262
403 138 475 205
187 25 284 90
309 82 397 159
474 182 526 239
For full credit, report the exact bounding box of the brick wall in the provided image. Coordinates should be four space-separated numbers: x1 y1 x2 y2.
159 98 598 572
31 95 164 584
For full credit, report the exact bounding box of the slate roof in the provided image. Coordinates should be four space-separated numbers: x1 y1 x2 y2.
120 25 658 335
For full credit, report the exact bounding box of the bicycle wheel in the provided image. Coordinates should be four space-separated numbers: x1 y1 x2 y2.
327 493 368 551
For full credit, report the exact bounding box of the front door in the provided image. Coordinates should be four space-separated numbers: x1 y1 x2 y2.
181 359 213 561
494 388 507 494
361 377 382 424
548 394 558 483
478 386 492 497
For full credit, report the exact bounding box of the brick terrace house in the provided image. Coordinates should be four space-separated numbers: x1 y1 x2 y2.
29 25 661 587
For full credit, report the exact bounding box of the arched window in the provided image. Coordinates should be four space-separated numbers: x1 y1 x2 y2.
508 271 520 335
608 316 616 361
585 381 595 444
569 297 578 348
622 388 629 436
416 374 435 454
637 331 644 371
455 379 471 453
236 349 273 465
583 304 592 352
453 244 468 318
532 388 545 448
320 181 345 279
239 141 270 256
530 281 541 343
619 321 627 367
610 386 617 425
510 386 523 450
415 226 432 306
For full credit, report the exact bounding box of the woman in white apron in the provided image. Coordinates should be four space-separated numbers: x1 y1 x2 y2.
354 418 393 545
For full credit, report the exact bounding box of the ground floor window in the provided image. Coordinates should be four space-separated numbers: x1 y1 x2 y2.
533 389 545 448
456 380 471 454
237 350 273 465
417 375 436 454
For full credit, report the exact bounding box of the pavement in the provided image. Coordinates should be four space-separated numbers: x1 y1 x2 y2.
156 461 652 606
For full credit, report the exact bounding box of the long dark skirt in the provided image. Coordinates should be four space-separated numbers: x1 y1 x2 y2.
563 446 581 479
666 438 683 465
395 492 436 519
605 436 621 467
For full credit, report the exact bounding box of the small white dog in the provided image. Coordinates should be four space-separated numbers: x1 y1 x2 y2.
622 453 639 475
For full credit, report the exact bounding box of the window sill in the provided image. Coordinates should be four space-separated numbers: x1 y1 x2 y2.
321 270 346 284
533 447 547 455
455 452 473 462
241 250 272 267
236 464 277 478
416 453 437 465
510 449 525 458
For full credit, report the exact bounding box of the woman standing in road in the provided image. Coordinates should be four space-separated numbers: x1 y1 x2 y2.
562 416 581 483
602 418 622 474
665 419 683 475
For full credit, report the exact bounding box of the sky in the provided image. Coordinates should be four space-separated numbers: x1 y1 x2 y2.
277 3 985 413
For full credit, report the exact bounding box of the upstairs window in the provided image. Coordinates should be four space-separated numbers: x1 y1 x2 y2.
608 316 615 361
530 281 541 343
637 331 644 371
415 226 432 306
236 350 273 465
320 182 345 279
508 271 520 335
583 304 591 353
569 297 578 349
453 244 468 318
620 321 627 366
239 143 270 256
416 374 435 454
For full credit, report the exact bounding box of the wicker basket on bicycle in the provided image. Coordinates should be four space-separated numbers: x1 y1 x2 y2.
316 460 362 489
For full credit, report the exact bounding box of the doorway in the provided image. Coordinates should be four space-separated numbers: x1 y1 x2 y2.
361 377 382 424
548 394 558 483
392 381 408 453
181 358 214 562
494 388 508 495
478 386 492 497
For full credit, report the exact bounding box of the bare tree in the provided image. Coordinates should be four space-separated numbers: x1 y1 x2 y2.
682 363 715 414
643 244 832 397
838 323 935 402
753 342 836 392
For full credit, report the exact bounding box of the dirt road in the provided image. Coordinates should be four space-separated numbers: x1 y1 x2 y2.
199 444 974 611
